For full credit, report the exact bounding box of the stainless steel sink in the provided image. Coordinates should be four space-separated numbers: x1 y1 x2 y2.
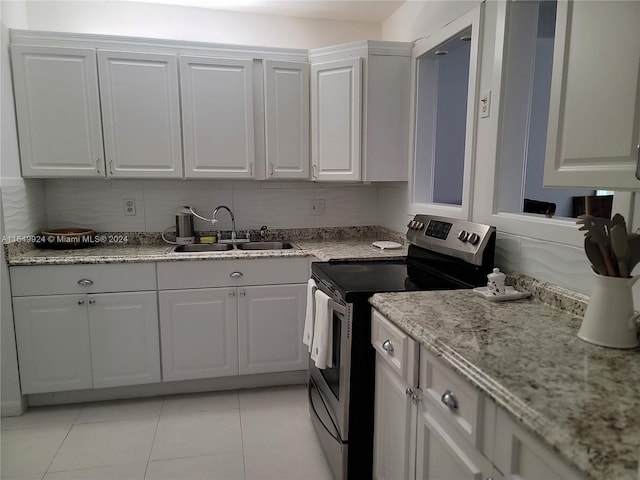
171 243 234 253
236 241 298 250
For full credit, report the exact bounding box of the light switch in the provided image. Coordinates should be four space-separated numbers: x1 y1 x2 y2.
480 90 491 118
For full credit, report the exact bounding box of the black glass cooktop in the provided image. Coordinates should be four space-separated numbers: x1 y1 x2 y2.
312 258 474 302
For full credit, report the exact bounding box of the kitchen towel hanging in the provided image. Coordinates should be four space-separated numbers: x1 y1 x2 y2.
311 289 332 369
303 278 317 352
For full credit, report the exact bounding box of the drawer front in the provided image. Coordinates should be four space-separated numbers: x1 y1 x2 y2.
157 257 310 290
420 346 482 448
371 309 418 387
10 263 157 296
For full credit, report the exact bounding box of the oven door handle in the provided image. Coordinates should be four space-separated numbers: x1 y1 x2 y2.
328 299 346 316
308 379 341 443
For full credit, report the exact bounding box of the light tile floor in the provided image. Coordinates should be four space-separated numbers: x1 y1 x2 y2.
0 385 333 480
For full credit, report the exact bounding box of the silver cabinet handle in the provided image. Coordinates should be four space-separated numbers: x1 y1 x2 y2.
405 388 414 398
441 390 459 412
312 164 318 179
88 299 96 305
78 279 93 286
240 290 246 296
249 163 253 176
109 159 114 175
229 290 236 297
78 300 85 305
382 340 394 353
410 392 420 404
270 162 274 176
636 144 640 180
230 272 243 278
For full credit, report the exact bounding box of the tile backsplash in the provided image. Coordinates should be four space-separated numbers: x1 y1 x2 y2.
44 179 379 234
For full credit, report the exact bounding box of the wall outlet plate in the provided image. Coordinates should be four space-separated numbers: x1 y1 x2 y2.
123 198 136 216
311 199 325 215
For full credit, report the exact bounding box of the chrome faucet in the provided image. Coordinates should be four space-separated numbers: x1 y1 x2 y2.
212 205 237 242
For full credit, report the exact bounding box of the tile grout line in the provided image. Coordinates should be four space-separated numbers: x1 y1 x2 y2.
143 396 165 479
237 389 249 480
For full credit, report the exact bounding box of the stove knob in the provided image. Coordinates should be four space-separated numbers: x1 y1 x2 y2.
457 230 469 242
407 221 413 228
417 222 424 229
469 233 480 245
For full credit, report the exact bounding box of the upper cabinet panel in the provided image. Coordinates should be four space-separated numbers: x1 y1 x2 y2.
11 45 105 177
180 56 255 178
264 60 310 179
97 51 183 178
311 58 362 181
544 0 640 190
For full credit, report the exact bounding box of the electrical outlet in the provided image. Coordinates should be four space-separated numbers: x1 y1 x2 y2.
311 199 325 215
123 198 136 216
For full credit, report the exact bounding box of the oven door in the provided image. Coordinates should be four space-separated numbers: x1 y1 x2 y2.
309 291 352 442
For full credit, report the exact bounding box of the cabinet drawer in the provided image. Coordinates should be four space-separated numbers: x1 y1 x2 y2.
157 257 310 290
420 346 483 448
10 263 156 296
371 309 418 387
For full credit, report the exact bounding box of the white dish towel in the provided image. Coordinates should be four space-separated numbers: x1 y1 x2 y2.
302 278 317 352
311 289 332 369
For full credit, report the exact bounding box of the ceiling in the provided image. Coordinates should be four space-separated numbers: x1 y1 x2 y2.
129 0 407 23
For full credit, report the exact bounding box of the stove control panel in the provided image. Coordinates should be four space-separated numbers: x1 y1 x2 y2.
406 214 496 266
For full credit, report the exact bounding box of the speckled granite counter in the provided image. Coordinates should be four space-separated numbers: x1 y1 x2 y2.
370 290 640 479
6 238 408 266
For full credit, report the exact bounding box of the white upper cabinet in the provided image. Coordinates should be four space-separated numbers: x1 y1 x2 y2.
97 51 183 178
311 57 362 181
263 60 310 179
544 0 640 190
11 45 105 177
180 56 255 178
309 41 412 182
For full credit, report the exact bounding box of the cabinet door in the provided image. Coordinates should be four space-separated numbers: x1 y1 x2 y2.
544 1 640 189
88 291 160 388
11 45 104 177
180 56 255 178
237 284 307 375
12 295 92 394
264 60 310 179
415 400 493 480
98 51 183 178
311 58 362 181
158 288 239 381
373 357 416 480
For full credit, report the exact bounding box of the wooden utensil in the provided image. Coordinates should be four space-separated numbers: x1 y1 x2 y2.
610 225 630 277
577 215 617 276
584 237 607 276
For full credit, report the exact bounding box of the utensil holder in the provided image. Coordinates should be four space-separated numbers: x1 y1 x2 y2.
578 271 640 349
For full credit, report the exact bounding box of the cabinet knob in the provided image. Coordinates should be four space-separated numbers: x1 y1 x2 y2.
405 388 414 398
77 300 85 305
240 290 246 296
382 340 394 353
230 272 243 279
88 299 96 305
229 290 236 297
77 279 94 286
441 390 459 412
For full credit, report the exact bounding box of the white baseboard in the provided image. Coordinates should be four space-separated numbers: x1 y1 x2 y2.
27 370 308 407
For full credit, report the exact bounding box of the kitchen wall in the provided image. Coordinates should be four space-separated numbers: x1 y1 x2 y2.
379 0 637 295
44 179 379 233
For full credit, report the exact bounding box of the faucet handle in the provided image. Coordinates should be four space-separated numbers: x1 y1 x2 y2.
260 225 268 240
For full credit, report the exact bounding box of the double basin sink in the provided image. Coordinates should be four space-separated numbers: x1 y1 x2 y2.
170 241 299 253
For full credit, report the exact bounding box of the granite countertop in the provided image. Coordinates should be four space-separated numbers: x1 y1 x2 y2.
370 290 640 479
6 238 408 266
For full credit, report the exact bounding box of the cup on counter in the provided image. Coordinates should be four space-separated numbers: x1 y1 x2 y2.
487 268 506 295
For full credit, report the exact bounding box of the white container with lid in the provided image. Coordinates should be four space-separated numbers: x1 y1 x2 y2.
487 267 506 295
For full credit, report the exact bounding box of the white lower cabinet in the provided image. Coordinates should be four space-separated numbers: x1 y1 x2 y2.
159 288 239 382
373 356 417 480
13 295 93 394
13 291 160 394
157 258 310 382
88 291 160 389
238 284 307 375
372 309 581 480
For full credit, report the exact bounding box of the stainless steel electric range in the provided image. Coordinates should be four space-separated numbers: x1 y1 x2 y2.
308 214 496 480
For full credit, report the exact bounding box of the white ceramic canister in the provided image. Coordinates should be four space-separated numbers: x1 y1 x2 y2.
487 268 506 295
